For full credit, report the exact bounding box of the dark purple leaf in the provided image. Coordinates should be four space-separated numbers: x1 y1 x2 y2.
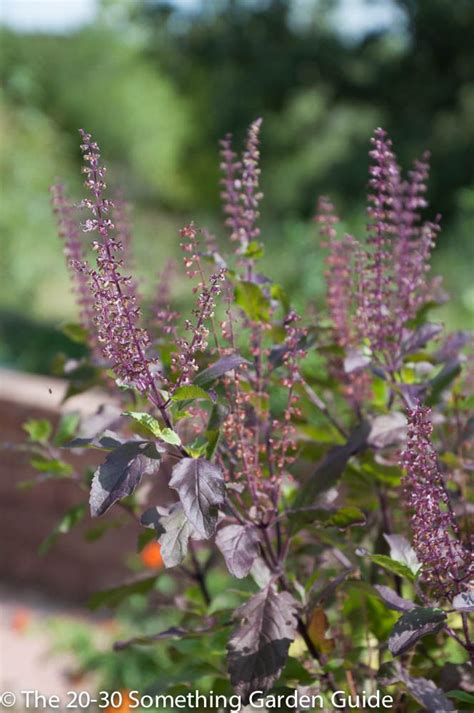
374 585 416 613
114 627 189 650
169 458 225 538
378 662 455 712
427 359 462 406
435 331 471 363
90 441 160 517
402 679 455 713
88 575 158 610
293 420 370 509
194 354 249 388
388 607 446 656
401 323 443 356
400 670 455 712
227 585 299 702
67 429 124 449
113 621 216 650
140 505 167 534
399 382 427 409
215 524 261 579
308 568 353 610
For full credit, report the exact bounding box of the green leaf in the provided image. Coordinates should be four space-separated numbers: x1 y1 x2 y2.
325 507 366 528
137 527 156 552
39 504 86 555
124 411 182 446
30 457 73 477
205 429 221 460
124 411 162 436
88 575 158 610
242 241 264 259
447 691 474 705
371 554 417 582
53 411 81 446
160 428 182 446
61 322 88 344
279 657 314 686
270 284 290 313
234 281 270 322
172 385 211 402
23 419 52 444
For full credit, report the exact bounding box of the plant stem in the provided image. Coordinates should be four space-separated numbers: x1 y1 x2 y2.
188 541 211 606
377 485 402 596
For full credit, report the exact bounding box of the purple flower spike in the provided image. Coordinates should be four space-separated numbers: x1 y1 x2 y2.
357 129 441 365
50 183 98 355
219 118 263 255
401 405 473 598
316 197 370 405
78 130 160 396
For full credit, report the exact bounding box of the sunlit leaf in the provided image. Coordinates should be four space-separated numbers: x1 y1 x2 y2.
90 441 161 517
215 523 261 578
169 458 225 538
388 608 446 656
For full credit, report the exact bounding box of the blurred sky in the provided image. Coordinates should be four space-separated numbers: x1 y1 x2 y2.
0 0 402 37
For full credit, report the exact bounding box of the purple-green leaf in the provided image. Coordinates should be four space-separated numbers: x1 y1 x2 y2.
227 585 299 702
159 504 201 567
388 607 446 656
169 458 225 538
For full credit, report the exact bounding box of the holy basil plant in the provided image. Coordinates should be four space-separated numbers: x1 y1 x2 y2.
20 122 473 710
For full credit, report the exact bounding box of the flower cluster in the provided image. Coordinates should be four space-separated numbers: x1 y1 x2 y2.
152 259 179 339
316 197 369 405
400 405 473 598
50 183 98 353
358 129 439 360
220 118 263 264
41 121 474 700
319 129 441 381
171 224 226 386
78 130 159 396
271 311 306 474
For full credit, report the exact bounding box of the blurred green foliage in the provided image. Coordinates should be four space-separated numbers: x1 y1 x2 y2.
0 0 473 373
